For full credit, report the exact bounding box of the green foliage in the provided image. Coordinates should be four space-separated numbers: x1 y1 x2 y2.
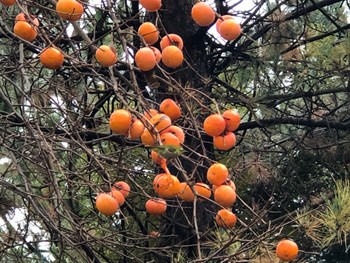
297 180 350 251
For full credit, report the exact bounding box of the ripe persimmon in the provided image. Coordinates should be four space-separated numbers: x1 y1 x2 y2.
149 46 162 63
159 99 181 121
56 0 84 21
160 132 181 147
213 179 236 193
114 181 131 198
135 47 157 71
138 22 159 45
144 108 158 121
128 118 145 140
214 185 236 207
222 109 240 131
153 173 181 198
207 163 229 186
160 34 184 50
0 0 16 6
109 109 132 135
149 113 172 133
193 182 211 200
191 2 215 27
215 15 234 32
111 188 125 206
40 47 64 69
178 182 195 202
203 114 226 136
215 209 237 228
213 132 236 150
161 125 185 144
161 46 184 69
15 13 39 27
145 198 167 216
14 21 37 42
96 193 119 216
162 175 181 198
218 18 241 41
139 0 161 12
276 239 299 262
141 128 157 146
95 45 117 67
152 173 164 185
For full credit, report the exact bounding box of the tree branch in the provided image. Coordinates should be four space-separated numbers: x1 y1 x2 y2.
239 0 344 50
238 117 350 131
255 86 350 106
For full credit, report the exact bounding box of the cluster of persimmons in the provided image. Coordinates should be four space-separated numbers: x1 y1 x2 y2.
3 0 241 71
2 0 299 260
98 97 241 230
131 0 242 71
4 0 82 69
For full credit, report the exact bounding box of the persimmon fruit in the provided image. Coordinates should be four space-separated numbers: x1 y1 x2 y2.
218 18 241 41
178 182 195 202
95 45 117 67
203 114 226 136
40 47 64 69
14 21 38 42
96 193 119 216
214 185 236 207
161 125 185 144
144 108 158 121
0 0 16 6
276 239 299 262
160 34 184 50
213 179 236 193
193 182 211 200
109 109 132 135
114 181 131 198
138 22 159 45
111 188 126 206
222 109 241 131
135 47 157 71
139 0 161 12
213 132 236 150
149 46 162 63
153 173 181 198
159 99 181 121
15 13 40 26
128 118 145 140
191 2 215 26
207 163 229 186
56 0 84 21
215 15 235 32
161 46 184 69
215 209 237 228
145 198 167 216
160 132 181 147
158 175 181 199
149 113 172 132
141 128 157 146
